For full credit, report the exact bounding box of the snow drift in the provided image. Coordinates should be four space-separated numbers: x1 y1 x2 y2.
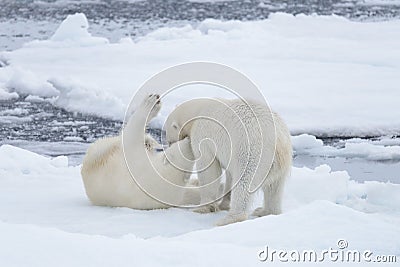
0 13 399 136
292 134 400 161
0 144 399 266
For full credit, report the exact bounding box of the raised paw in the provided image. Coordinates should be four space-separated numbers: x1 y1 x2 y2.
215 213 247 226
141 94 161 120
193 203 220 213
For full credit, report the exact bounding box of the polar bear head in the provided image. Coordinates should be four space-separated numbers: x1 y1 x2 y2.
164 98 214 144
164 118 189 145
165 102 194 145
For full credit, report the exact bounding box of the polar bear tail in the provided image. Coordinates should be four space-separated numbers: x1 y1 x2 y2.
81 136 121 174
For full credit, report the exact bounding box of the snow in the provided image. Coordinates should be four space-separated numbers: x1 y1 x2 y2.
336 143 400 160
0 88 18 100
0 13 399 136
49 78 125 120
0 145 68 174
51 13 91 41
0 115 32 124
63 136 85 142
25 94 46 102
359 0 400 6
0 107 29 116
1 8 399 266
0 140 90 166
0 144 399 266
5 68 59 97
285 165 349 208
49 13 109 46
293 134 400 161
291 134 324 150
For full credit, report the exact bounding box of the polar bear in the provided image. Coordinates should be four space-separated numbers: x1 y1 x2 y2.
165 98 292 226
81 94 199 209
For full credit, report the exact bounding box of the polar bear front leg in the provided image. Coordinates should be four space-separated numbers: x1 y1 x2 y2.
146 95 162 122
127 94 161 129
123 94 161 148
193 157 223 213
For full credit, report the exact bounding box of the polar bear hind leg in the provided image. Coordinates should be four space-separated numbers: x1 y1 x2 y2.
218 171 232 211
252 175 285 217
215 170 253 226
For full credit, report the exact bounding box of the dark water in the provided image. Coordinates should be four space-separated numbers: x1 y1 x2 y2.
1 0 400 50
294 154 400 183
0 97 122 142
1 96 399 183
1 0 400 141
2 0 400 21
0 97 165 143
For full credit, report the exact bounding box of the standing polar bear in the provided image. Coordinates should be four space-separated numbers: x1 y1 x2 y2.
165 98 292 226
81 94 199 209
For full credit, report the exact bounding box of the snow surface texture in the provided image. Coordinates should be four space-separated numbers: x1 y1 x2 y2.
0 13 399 137
293 134 400 161
0 144 399 266
360 0 400 6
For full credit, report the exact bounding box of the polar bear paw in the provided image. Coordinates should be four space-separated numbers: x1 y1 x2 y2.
251 207 280 217
193 203 220 213
218 199 230 211
251 207 269 217
215 212 247 226
141 94 161 120
144 134 162 152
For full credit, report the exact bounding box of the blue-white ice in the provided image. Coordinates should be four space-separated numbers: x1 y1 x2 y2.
0 11 400 266
1 13 399 137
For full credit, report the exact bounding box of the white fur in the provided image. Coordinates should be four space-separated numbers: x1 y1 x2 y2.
81 95 199 209
165 98 292 226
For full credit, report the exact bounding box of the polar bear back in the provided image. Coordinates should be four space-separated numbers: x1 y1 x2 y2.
166 98 291 189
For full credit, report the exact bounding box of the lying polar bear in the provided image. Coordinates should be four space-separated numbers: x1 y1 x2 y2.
81 94 199 209
165 98 292 226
